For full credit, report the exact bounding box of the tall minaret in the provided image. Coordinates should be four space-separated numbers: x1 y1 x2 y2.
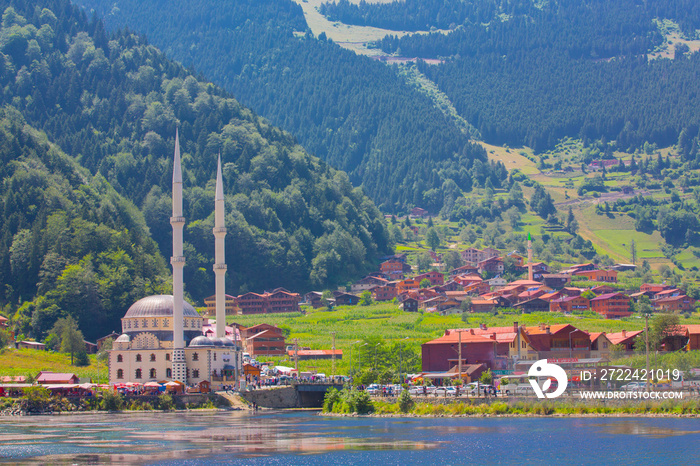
213 155 227 338
527 231 534 281
171 129 187 382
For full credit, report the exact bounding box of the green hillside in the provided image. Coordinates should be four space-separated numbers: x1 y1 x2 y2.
0 0 391 340
72 0 506 212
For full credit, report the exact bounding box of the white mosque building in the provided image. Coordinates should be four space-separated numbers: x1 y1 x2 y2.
108 131 241 388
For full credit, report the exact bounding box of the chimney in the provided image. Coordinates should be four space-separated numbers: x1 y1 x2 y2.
539 323 546 331
470 329 475 335
479 323 486 330
546 326 551 334
513 321 519 332
491 332 496 340
622 329 627 337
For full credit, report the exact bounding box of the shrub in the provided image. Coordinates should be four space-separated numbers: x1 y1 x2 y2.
74 351 90 366
158 394 175 411
20 386 52 413
323 387 341 413
397 390 414 413
100 390 124 411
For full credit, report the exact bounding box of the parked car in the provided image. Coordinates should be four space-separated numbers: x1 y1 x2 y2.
434 386 457 397
515 384 536 396
621 382 645 391
365 384 380 395
408 386 425 395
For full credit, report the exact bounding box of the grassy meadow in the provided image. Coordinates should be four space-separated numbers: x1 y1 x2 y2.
0 348 106 382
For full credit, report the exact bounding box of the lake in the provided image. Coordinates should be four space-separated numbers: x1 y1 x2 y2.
1 411 699 464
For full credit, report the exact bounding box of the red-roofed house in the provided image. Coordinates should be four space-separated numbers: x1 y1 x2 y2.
606 330 643 351
287 349 343 360
415 271 445 287
589 332 613 359
590 293 632 318
640 283 673 293
371 284 397 302
0 315 7 329
36 372 79 384
683 325 700 350
654 295 695 313
574 269 618 283
550 296 590 313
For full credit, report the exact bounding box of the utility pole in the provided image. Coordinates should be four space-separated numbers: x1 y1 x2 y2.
331 331 336 378
294 338 299 374
458 330 463 392
645 314 650 392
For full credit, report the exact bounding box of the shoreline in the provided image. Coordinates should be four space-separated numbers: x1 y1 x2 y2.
319 411 700 419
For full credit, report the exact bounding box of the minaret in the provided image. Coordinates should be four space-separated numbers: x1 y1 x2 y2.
527 231 533 282
171 129 187 382
213 155 227 338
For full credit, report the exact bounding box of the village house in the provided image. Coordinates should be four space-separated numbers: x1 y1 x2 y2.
36 372 79 384
333 291 360 306
640 283 673 293
449 264 480 277
399 297 419 312
288 349 343 361
97 332 121 350
351 275 389 293
17 341 45 351
590 284 616 295
370 284 397 302
514 297 550 313
683 325 700 350
204 294 238 316
415 270 445 287
541 273 571 289
241 324 286 356
396 277 422 294
653 295 695 313
303 291 324 308
561 263 595 275
460 247 482 264
524 323 591 359
590 292 632 318
589 332 612 359
574 269 618 283
606 330 643 352
235 289 301 315
410 207 429 218
477 257 505 275
550 296 590 313
0 315 7 329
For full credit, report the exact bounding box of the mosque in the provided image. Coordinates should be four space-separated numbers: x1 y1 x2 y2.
108 132 241 388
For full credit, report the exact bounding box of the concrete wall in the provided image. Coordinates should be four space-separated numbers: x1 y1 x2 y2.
240 387 299 408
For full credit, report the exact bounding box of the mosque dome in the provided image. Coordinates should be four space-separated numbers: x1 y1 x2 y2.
189 336 215 347
220 338 235 347
124 295 198 318
115 334 130 343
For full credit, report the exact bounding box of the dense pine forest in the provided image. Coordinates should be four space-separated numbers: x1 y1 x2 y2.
368 0 700 152
0 0 392 340
72 0 506 212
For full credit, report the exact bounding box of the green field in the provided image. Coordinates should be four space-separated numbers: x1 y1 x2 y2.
0 349 105 382
227 304 700 374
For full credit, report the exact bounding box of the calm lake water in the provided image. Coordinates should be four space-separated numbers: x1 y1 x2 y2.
1 411 700 464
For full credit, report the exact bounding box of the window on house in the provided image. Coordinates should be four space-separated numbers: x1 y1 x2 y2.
603 342 608 349
117 369 124 379
135 369 142 379
136 354 142 362
150 353 156 362
117 354 123 363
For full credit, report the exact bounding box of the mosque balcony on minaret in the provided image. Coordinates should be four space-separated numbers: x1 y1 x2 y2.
213 264 227 270
213 227 227 235
170 216 185 225
171 256 186 264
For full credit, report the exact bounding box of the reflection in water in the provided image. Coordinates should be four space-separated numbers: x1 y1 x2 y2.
1 412 700 464
597 423 700 438
0 412 439 464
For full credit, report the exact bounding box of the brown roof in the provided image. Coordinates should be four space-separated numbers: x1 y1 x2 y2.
606 330 644 345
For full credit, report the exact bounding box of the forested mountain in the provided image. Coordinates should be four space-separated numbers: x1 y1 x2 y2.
370 0 700 152
0 107 169 340
0 0 391 339
72 0 505 211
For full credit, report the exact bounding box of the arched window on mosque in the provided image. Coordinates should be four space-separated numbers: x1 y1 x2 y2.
149 368 156 378
117 354 123 363
166 353 171 361
117 369 124 379
166 368 172 378
192 352 199 361
192 369 199 378
142 319 148 328
150 353 156 362
163 318 169 327
136 354 142 362
184 319 188 328
134 320 139 329
213 353 217 361
152 318 158 328
135 369 142 379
